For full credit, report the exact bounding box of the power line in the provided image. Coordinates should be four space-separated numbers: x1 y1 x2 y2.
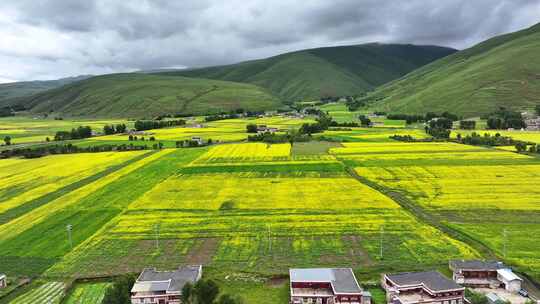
154 223 160 250
380 226 384 260
66 224 73 249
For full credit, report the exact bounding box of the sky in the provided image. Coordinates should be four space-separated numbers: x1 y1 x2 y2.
0 0 539 83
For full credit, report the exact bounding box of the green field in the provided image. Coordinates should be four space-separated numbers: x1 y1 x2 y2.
2 115 540 303
64 282 111 304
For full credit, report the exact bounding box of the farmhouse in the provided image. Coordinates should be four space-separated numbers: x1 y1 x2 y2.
191 136 204 145
496 268 522 292
525 118 540 131
449 260 504 288
0 274 6 288
257 125 278 134
130 265 202 304
289 268 371 304
449 260 522 292
382 271 465 304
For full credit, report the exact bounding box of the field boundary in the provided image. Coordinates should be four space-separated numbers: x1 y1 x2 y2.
345 167 497 259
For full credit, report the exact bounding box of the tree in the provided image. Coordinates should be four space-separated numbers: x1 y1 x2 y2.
194 279 220 304
515 142 528 153
487 117 503 129
536 105 540 116
459 120 476 130
358 115 371 127
3 136 11 146
246 124 258 133
102 275 136 304
217 294 244 304
180 282 194 304
104 125 115 135
116 124 127 133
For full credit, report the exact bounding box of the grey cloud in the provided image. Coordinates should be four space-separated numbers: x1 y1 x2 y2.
0 0 538 82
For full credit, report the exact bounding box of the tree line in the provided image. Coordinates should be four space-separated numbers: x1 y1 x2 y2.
104 124 127 135
134 119 186 131
0 143 152 159
54 126 93 141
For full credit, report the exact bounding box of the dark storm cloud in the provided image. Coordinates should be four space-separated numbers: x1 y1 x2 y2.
0 0 539 82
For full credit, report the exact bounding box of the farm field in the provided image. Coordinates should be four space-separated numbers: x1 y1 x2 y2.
452 129 540 144
10 281 65 304
322 128 428 142
2 117 540 302
340 141 540 280
64 282 111 304
88 116 316 145
0 116 132 145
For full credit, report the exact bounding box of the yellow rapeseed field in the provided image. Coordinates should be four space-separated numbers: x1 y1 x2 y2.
330 142 482 155
128 173 399 210
357 165 540 210
0 149 172 242
0 152 146 214
193 143 291 163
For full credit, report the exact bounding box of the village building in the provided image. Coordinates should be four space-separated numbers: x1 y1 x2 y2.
449 260 522 292
289 268 371 304
449 260 504 288
382 271 465 304
131 265 202 304
191 136 203 145
496 268 523 292
257 125 278 134
525 118 540 131
0 274 6 289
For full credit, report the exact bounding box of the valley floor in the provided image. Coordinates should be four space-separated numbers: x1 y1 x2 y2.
2 116 540 303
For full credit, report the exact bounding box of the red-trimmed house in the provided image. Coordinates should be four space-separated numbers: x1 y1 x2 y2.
289 268 371 304
130 265 202 304
382 271 465 304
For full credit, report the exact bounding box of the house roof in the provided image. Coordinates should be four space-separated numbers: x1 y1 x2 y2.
449 260 504 271
289 268 363 294
386 271 463 292
132 265 202 294
497 269 522 282
0 274 5 280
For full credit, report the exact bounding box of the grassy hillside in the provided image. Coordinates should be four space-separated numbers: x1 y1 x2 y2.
366 23 540 117
0 76 91 107
21 74 280 118
160 44 456 101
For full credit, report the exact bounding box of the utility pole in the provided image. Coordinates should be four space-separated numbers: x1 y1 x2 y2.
66 224 73 249
380 226 384 260
154 223 160 250
503 228 508 258
267 225 272 253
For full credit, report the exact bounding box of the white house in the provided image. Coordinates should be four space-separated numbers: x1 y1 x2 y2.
131 265 202 304
496 268 522 292
0 274 6 288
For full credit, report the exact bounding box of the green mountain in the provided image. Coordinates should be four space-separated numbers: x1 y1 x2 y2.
159 43 456 102
365 23 540 117
21 74 280 118
0 75 92 107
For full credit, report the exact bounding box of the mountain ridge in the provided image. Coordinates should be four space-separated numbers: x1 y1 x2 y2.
364 22 540 117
